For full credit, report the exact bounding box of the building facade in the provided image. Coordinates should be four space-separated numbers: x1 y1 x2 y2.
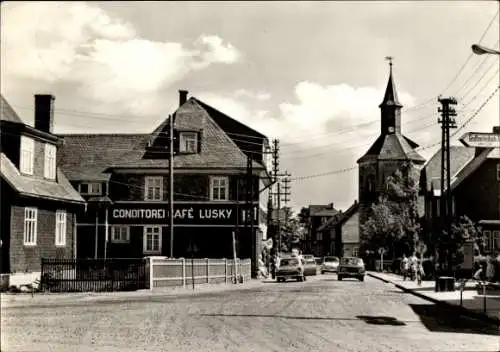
317 201 359 258
420 127 500 255
302 203 339 256
356 63 426 251
58 91 272 274
0 94 85 285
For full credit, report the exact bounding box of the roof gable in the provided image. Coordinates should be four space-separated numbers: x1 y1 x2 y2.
358 133 425 163
1 95 24 124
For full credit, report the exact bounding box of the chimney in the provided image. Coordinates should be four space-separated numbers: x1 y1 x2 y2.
493 126 500 134
179 90 188 107
34 94 55 134
329 202 334 209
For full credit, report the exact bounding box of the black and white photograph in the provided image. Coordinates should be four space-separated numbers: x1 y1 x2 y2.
1 1 499 351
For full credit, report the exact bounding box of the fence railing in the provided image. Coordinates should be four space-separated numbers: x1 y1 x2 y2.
148 257 251 290
41 258 147 292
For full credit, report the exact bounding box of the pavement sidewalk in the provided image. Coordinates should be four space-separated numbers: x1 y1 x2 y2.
368 271 500 325
1 278 270 309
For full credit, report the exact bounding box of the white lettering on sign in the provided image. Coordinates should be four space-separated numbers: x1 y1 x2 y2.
112 209 166 219
199 209 232 219
111 208 235 221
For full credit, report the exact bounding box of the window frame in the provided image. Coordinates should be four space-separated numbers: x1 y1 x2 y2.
179 132 198 153
44 143 57 179
352 246 359 257
143 226 162 254
111 226 130 243
497 164 500 181
79 182 102 195
493 230 500 251
144 176 163 201
209 176 229 201
24 207 38 246
20 136 35 175
55 210 67 246
484 230 492 251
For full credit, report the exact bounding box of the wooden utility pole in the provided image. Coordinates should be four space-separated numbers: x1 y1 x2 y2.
437 97 457 274
169 114 175 258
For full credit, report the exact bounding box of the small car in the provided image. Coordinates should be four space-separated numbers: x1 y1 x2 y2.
302 254 317 276
337 257 366 281
321 256 340 274
276 257 306 282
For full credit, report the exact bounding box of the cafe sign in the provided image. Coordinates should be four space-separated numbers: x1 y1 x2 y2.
110 203 257 226
459 132 500 148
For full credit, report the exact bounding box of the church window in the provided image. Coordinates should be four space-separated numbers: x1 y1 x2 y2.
367 175 375 193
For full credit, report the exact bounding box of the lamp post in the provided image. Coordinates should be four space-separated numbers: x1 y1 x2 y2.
471 44 500 56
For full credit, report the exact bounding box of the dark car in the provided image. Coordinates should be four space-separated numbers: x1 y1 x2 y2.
302 254 317 276
338 257 366 281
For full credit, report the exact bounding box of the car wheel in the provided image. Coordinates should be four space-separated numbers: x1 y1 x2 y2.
359 276 364 282
321 271 325 275
338 275 343 281
303 276 307 281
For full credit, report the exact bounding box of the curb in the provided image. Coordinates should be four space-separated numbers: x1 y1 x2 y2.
368 272 500 326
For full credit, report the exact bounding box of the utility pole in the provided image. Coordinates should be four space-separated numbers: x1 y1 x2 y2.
437 97 457 275
169 114 175 258
282 173 291 222
271 139 280 252
246 153 256 277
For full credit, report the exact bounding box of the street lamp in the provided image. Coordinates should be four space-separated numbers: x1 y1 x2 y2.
471 44 500 56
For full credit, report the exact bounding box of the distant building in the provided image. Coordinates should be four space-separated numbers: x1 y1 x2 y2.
0 94 85 286
302 203 339 256
356 63 425 253
317 201 359 258
57 91 272 276
420 126 500 255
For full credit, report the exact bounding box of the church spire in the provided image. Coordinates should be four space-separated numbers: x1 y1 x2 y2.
379 57 402 134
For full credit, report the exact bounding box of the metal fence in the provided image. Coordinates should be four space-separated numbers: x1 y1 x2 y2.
148 257 251 289
41 258 147 292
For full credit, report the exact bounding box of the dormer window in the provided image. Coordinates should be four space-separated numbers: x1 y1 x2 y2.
179 132 198 153
79 182 102 195
44 143 57 179
20 136 35 175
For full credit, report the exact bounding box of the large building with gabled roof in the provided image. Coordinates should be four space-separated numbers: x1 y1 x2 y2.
0 94 85 286
57 91 272 275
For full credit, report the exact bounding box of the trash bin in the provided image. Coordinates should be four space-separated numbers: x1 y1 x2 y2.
435 276 455 292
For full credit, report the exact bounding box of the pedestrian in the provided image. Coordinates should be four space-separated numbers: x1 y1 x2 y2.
401 255 409 281
416 259 425 286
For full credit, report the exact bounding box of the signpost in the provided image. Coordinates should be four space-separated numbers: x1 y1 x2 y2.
378 247 386 272
459 132 500 148
187 240 198 290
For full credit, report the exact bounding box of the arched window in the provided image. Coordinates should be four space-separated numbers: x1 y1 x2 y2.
367 175 375 193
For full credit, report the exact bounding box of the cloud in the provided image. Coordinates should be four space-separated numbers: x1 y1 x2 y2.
234 89 271 101
1 2 241 116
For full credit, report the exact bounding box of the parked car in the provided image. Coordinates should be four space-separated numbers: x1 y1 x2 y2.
302 254 317 276
321 256 340 274
338 257 366 281
276 257 306 282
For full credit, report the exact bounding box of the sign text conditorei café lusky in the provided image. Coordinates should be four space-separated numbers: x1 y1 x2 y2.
109 203 257 226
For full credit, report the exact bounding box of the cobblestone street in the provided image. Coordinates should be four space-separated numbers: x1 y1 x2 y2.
2 275 498 352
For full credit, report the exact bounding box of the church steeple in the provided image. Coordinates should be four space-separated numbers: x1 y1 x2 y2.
379 57 402 134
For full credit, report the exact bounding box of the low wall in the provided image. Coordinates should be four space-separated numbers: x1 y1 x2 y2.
147 257 251 290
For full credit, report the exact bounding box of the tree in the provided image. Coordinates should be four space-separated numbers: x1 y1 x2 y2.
361 163 422 257
266 208 306 253
447 215 483 265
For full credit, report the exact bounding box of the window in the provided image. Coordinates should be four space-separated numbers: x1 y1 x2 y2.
145 176 163 201
352 246 359 257
367 175 375 193
44 143 57 179
484 230 492 251
111 226 130 243
494 231 500 251
143 226 161 253
210 176 229 201
179 132 198 153
24 207 37 245
55 210 66 246
497 164 500 181
79 182 102 195
20 136 35 175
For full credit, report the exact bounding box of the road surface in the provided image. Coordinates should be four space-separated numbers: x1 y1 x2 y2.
1 275 498 352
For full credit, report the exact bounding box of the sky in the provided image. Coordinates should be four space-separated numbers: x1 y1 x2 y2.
1 1 499 213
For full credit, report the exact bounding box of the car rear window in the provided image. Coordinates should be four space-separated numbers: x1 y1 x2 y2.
341 258 361 265
280 258 299 266
324 257 339 263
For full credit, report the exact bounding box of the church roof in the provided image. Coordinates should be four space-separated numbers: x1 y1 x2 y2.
357 133 425 163
1 94 23 123
379 64 402 108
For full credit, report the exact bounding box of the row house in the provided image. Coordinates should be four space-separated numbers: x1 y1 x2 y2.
302 203 339 257
0 95 85 286
420 126 500 256
316 201 360 258
57 91 272 276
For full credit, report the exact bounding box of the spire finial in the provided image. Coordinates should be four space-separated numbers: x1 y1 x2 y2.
385 56 394 73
